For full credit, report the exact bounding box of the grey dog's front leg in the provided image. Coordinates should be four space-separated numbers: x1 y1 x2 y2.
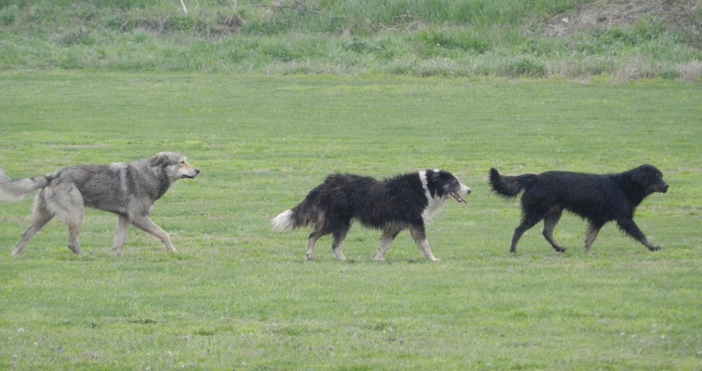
131 216 177 253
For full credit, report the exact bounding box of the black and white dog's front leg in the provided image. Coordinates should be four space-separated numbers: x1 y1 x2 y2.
410 225 438 261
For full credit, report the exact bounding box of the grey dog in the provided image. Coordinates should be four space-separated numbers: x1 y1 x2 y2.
0 152 199 257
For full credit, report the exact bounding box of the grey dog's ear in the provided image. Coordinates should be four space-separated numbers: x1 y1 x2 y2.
150 152 168 167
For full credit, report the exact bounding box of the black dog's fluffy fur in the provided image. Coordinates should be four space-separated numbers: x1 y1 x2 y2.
489 164 668 253
272 170 470 261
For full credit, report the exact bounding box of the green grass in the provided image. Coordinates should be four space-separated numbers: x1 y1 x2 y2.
0 71 701 370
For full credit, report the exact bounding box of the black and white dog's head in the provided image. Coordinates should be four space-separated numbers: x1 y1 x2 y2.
421 169 471 203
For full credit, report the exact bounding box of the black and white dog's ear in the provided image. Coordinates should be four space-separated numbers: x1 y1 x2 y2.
428 170 442 183
150 152 168 167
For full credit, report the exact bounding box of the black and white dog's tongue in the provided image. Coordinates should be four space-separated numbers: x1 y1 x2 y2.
450 191 468 204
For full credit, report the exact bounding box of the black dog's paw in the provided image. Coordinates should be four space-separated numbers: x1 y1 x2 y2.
648 245 662 251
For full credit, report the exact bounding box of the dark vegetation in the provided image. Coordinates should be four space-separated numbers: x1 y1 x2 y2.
0 0 701 79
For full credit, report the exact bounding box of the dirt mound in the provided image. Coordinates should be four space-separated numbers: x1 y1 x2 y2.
546 0 701 38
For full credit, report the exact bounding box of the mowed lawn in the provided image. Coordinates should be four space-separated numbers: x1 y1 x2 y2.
0 71 700 370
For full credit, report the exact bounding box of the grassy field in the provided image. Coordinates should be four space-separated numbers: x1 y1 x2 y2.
0 71 701 370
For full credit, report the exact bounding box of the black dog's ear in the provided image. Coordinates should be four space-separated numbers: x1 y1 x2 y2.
150 152 168 167
631 165 654 185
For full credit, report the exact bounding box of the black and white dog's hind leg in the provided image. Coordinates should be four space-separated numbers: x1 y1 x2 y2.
374 230 401 262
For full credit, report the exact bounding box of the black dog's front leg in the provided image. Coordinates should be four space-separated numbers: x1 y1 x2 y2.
616 218 661 251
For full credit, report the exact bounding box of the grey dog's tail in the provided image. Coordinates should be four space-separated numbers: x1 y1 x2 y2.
271 187 324 232
0 167 51 202
489 168 537 199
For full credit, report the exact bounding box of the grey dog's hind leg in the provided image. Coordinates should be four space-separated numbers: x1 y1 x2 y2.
53 184 86 255
12 195 53 257
66 217 85 255
13 184 87 256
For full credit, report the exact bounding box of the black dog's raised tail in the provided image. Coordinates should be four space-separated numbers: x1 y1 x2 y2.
489 168 537 199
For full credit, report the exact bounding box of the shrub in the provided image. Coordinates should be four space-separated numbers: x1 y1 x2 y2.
415 29 489 54
341 38 381 53
506 57 547 78
0 4 18 25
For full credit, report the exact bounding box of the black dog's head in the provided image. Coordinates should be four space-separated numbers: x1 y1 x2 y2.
631 164 668 195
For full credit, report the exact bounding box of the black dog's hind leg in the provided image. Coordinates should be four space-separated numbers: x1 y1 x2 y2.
510 213 543 253
542 207 565 253
616 218 661 251
583 221 605 253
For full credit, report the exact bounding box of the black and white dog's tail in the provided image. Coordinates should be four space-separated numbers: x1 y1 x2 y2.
271 209 294 231
0 167 52 202
489 168 537 199
271 194 321 232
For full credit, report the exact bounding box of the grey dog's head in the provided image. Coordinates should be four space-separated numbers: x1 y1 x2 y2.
150 152 200 182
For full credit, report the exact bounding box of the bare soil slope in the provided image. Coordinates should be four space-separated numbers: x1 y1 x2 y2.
547 0 701 42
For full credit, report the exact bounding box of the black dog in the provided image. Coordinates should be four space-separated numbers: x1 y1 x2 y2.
272 170 471 261
489 165 668 253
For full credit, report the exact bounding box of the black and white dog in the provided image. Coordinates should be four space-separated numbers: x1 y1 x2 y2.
272 169 471 262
